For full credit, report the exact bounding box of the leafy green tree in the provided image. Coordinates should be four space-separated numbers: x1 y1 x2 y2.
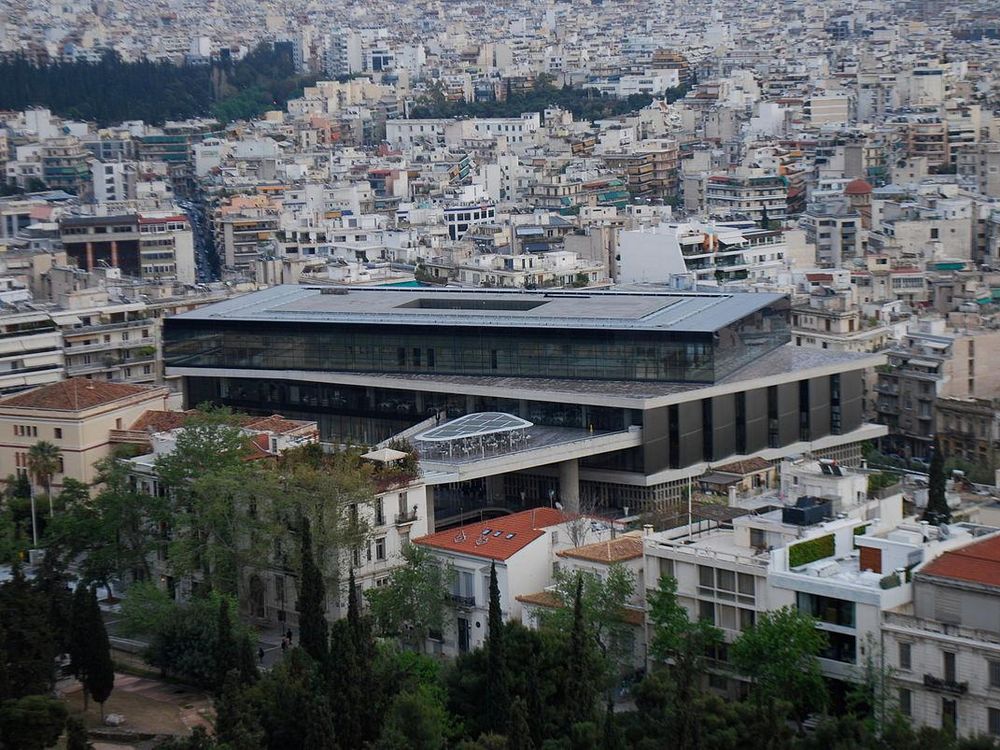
644 574 724 747
923 439 951 526
154 727 219 750
33 548 74 654
297 516 328 666
378 683 451 750
366 544 452 651
251 647 328 750
484 560 510 733
0 694 67 750
45 456 162 594
541 563 637 684
27 440 61 517
731 606 828 727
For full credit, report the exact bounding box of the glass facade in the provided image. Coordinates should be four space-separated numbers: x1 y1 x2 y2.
164 303 789 385
186 376 632 446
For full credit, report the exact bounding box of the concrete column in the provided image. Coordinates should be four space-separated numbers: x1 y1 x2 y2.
85 241 94 270
485 474 504 504
425 486 436 533
110 239 119 268
558 458 580 514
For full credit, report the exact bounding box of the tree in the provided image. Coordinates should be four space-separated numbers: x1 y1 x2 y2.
731 606 827 727
77 586 115 718
507 696 534 750
378 684 451 750
484 560 510 733
366 544 452 651
923 438 951 526
0 565 56 699
27 440 61 518
541 563 637 683
214 671 264 750
65 716 93 750
563 574 597 729
297 516 328 666
69 583 93 709
0 694 67 750
215 598 240 692
644 574 724 748
45 456 164 595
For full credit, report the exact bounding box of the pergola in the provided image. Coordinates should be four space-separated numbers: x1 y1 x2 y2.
416 412 534 459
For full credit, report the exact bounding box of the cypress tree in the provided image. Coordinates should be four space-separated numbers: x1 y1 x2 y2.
215 598 239 693
0 623 9 701
485 560 510 733
297 517 328 666
237 633 259 685
526 651 545 749
346 567 377 743
923 439 951 526
69 583 92 710
215 671 264 750
327 619 361 748
564 573 595 729
507 696 534 750
0 564 56 699
85 586 115 719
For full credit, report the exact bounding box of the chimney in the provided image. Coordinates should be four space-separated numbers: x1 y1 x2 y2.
643 524 653 538
728 485 737 506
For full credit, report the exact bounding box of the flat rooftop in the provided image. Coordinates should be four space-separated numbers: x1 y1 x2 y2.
170 285 787 333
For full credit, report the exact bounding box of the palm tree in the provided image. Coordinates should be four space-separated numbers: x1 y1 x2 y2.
27 440 61 518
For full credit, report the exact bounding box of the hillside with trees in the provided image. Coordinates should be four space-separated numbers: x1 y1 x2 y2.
0 43 313 126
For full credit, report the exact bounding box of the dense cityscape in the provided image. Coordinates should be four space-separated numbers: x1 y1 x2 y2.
1 0 1000 747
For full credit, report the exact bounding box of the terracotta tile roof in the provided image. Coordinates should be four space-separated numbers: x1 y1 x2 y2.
0 378 157 411
130 410 190 433
414 507 566 561
919 534 1000 589
244 414 315 434
558 535 643 564
517 590 644 626
711 456 773 475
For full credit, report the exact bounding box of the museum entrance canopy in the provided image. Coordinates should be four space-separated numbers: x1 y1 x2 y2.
416 412 532 457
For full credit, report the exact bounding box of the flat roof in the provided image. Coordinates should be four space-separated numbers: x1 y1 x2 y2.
169 285 787 334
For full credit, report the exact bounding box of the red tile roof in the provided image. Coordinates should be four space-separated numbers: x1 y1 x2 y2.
414 507 566 561
0 378 158 411
920 534 1000 588
130 410 190 433
712 456 773 475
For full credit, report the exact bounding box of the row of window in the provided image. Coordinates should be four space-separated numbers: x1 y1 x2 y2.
898 643 1000 689
897 691 1000 737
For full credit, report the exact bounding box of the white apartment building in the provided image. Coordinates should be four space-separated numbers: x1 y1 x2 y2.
882 532 1000 738
414 507 613 656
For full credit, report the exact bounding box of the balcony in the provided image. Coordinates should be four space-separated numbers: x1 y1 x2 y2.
448 594 476 608
923 674 968 696
395 509 418 526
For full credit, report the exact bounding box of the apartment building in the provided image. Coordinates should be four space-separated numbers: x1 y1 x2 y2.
61 304 160 385
800 202 863 267
414 507 612 656
957 142 1000 199
935 396 1000 472
0 310 64 394
705 171 788 224
212 196 282 274
0 378 169 488
792 285 891 354
883 533 1000 738
875 320 1000 459
40 136 91 195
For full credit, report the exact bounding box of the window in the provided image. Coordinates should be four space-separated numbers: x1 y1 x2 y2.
698 565 714 589
739 608 755 630
698 600 714 624
54 428 62 439
900 642 912 671
990 660 1000 689
899 688 912 717
943 698 957 733
658 558 674 580
944 651 957 683
989 707 1000 737
375 537 386 561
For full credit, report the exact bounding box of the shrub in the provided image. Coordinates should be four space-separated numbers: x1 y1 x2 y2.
788 534 835 568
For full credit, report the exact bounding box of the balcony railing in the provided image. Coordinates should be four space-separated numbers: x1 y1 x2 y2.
395 509 419 525
923 674 968 696
448 594 476 608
